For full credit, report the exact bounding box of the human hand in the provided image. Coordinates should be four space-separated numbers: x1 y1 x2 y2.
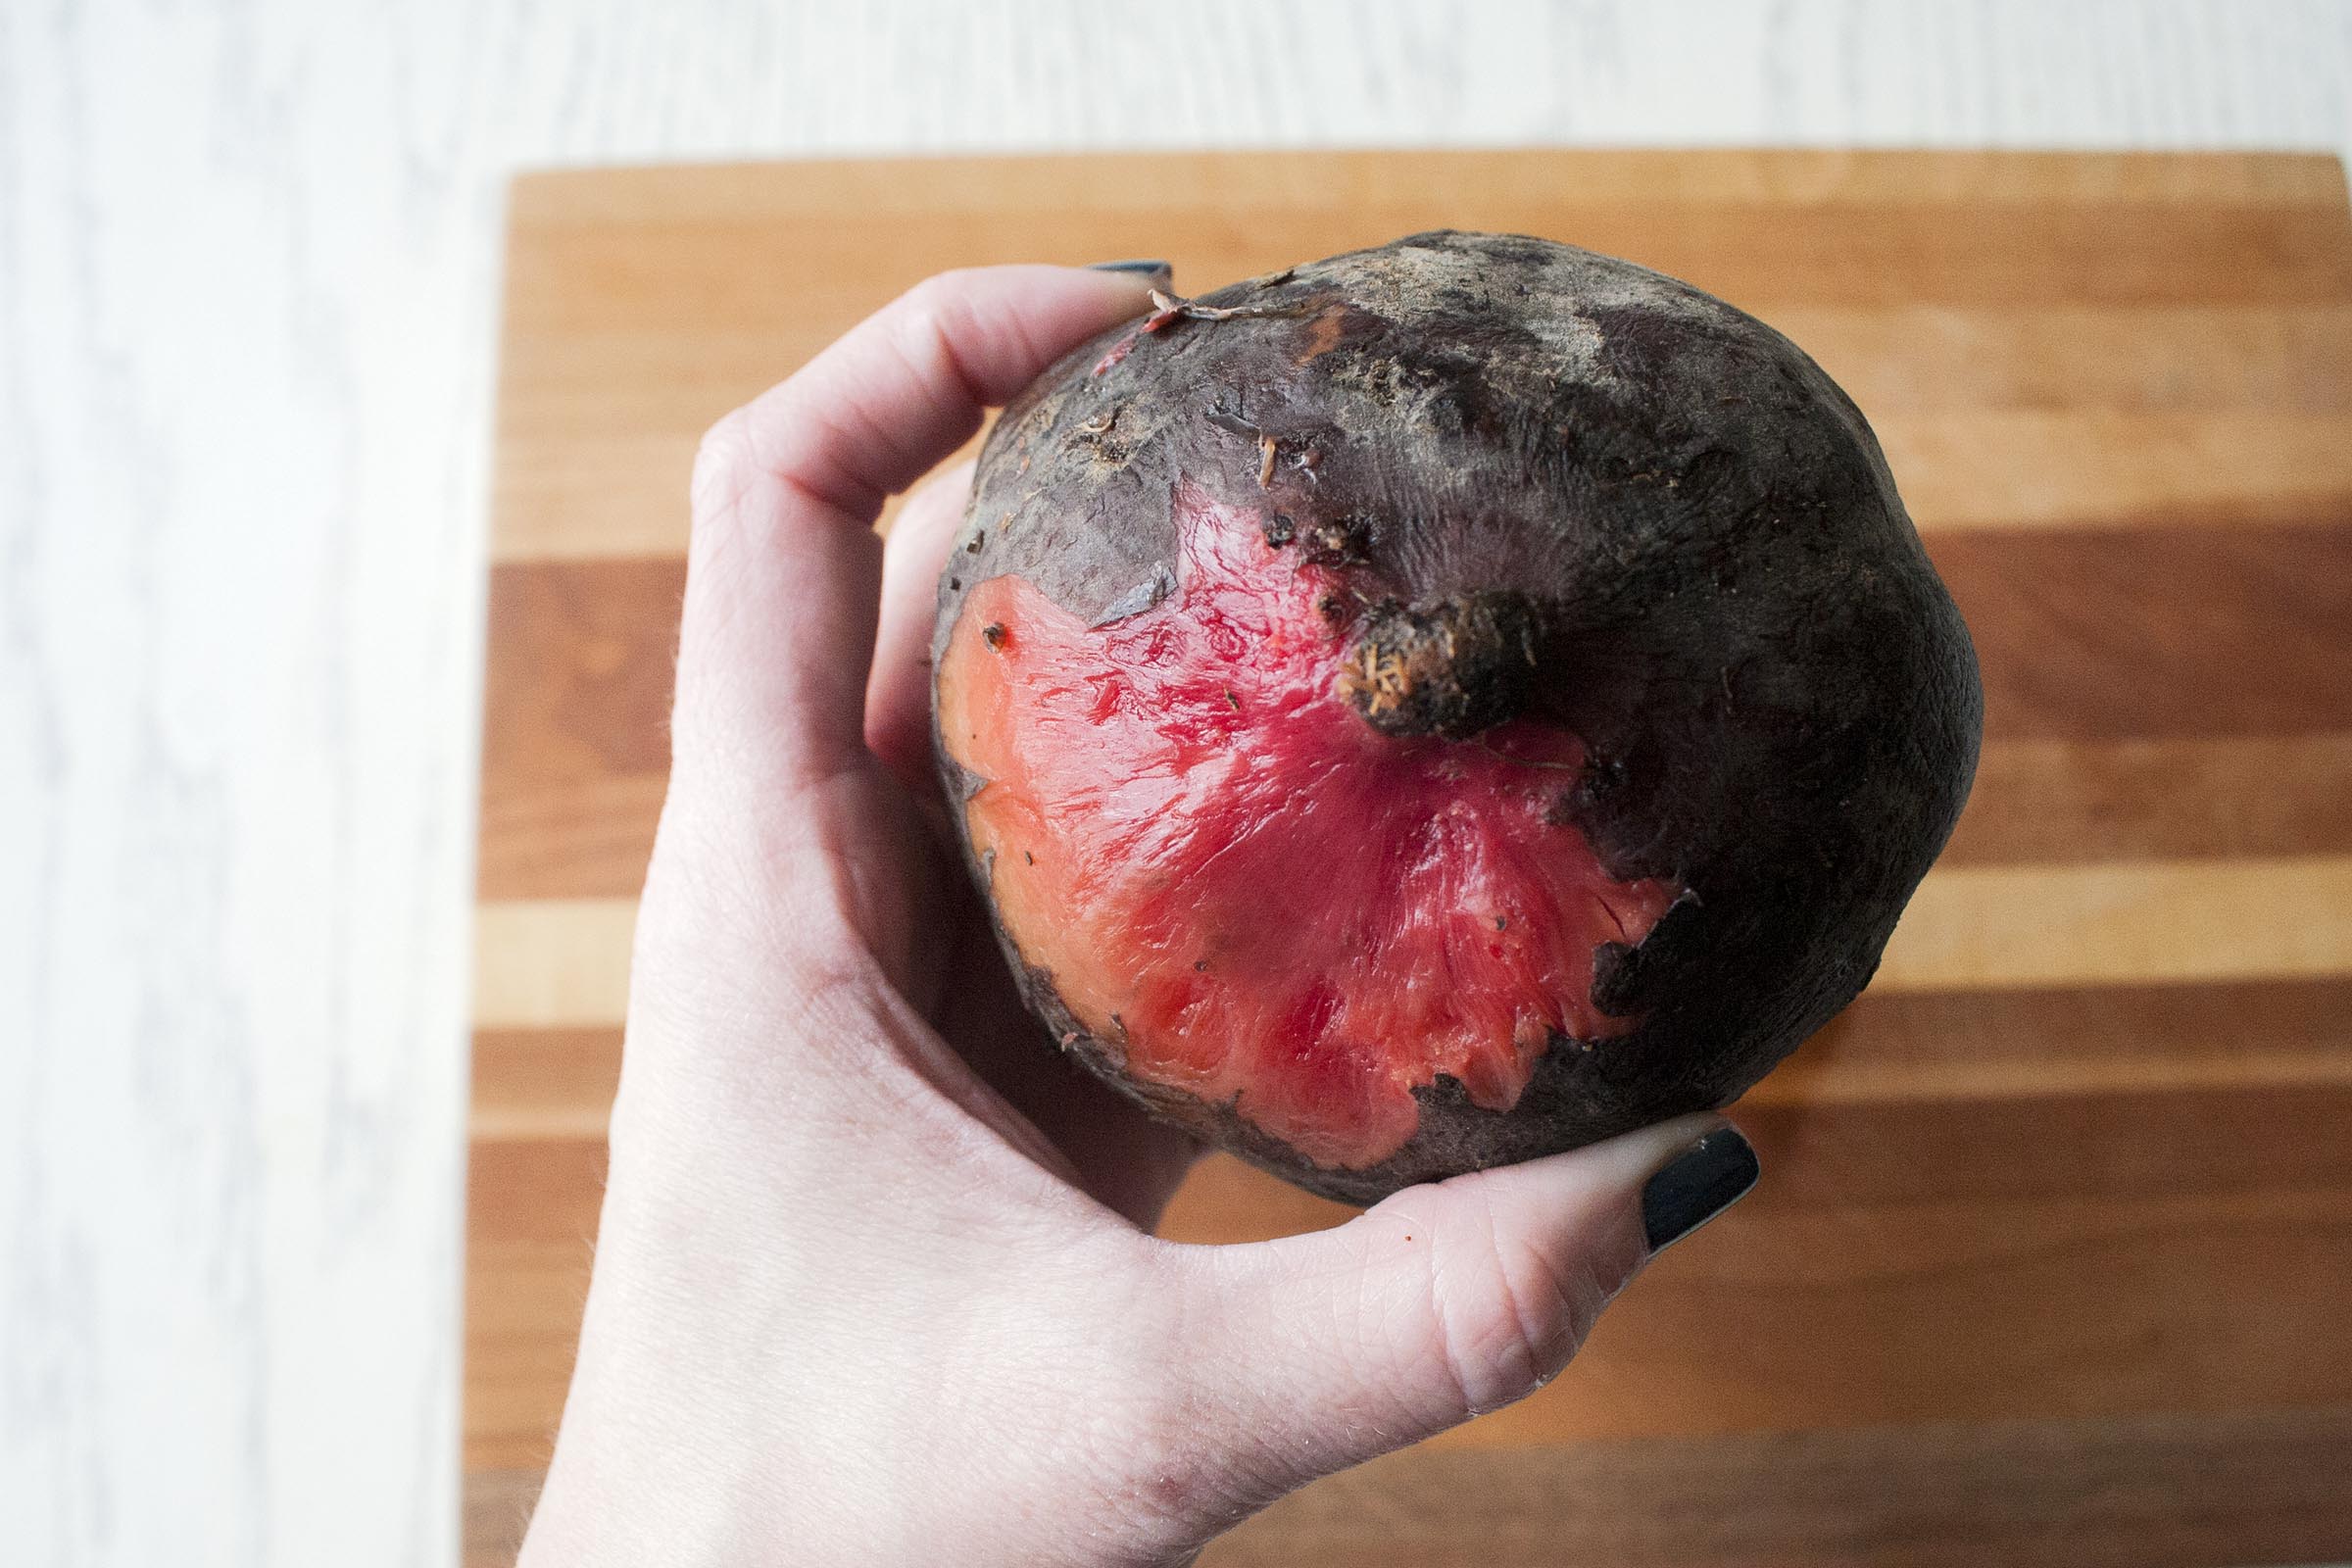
517 263 1759 1567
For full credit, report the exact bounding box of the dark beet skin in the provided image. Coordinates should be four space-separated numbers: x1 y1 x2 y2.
931 231 1982 1205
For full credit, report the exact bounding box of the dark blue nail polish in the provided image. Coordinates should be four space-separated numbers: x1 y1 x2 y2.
1642 1128 1759 1254
1088 259 1173 279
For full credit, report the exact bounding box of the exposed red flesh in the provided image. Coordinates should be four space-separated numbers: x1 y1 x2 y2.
939 485 1676 1170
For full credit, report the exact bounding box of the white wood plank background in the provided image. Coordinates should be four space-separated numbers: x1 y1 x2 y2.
2 3 2348 1564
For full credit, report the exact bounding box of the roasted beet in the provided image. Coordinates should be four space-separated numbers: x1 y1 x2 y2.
932 232 1981 1204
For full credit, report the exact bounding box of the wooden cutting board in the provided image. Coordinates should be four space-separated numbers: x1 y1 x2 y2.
465 149 2352 1566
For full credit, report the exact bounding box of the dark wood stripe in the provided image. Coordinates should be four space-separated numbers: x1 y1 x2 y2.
1777 977 2352 1103
479 522 2352 897
477 559 678 901
464 1468 540 1568
469 1404 2352 1568
464 1136 601 1471
1200 1408 2352 1568
471 1027 623 1137
1932 522 2352 741
1161 979 2352 1230
1737 1080 2352 1209
468 1407 2352 1568
1169 1072 2352 1244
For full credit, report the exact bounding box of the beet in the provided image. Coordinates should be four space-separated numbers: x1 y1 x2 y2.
932 232 1981 1204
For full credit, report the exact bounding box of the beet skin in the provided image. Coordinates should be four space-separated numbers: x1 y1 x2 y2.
932 232 1981 1205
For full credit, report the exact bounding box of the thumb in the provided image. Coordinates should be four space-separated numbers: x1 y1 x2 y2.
1174 1115 1756 1503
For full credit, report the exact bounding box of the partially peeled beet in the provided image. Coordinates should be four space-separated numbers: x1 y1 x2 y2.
932 232 1981 1204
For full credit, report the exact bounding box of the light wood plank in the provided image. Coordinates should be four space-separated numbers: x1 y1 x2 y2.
471 857 2352 1027
466 978 2352 1128
471 900 635 1030
1877 410 2352 531
1874 855 2352 993
512 150 2352 225
467 977 2352 1142
1945 733 2352 865
497 188 2352 336
1774 303 2352 413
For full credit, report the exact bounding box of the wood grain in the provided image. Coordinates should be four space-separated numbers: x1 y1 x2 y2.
465 1135 603 1472
1873 856 2352 992
1200 1408 2352 1568
489 407 2352 563
465 1406 2352 1568
465 144 2352 1566
1936 525 2352 741
1754 979 2352 1108
507 149 2352 222
1881 412 2352 532
478 562 675 901
470 901 635 1031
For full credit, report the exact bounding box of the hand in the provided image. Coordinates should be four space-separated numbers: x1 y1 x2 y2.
517 264 1758 1567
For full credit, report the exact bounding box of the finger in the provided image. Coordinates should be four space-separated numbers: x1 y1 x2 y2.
1171 1116 1757 1504
673 266 1154 799
866 456 978 797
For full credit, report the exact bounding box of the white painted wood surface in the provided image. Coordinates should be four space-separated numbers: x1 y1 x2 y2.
2 3 2347 1563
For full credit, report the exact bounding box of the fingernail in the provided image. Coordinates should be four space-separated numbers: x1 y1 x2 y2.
1641 1127 1759 1254
1088 259 1173 281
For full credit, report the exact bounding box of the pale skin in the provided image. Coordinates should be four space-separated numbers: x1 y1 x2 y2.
519 264 1744 1566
